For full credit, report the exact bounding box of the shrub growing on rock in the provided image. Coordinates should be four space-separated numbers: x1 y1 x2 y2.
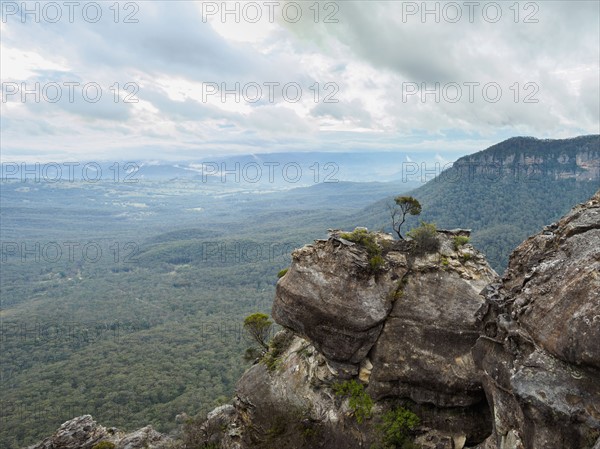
407 221 440 255
340 228 385 273
262 330 294 372
91 442 116 449
453 235 470 250
376 406 420 449
243 313 273 361
333 379 373 423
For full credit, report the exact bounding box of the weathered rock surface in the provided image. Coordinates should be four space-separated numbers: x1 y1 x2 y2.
273 229 497 413
203 331 490 449
203 229 498 448
272 233 401 364
501 190 600 368
473 190 600 449
199 333 366 449
368 237 496 409
28 415 171 449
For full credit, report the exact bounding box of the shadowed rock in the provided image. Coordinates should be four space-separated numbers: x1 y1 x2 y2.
473 190 600 449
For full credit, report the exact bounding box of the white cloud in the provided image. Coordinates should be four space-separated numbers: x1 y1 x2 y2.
1 1 598 162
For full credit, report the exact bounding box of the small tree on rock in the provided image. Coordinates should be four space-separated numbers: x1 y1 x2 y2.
389 196 422 239
243 313 273 361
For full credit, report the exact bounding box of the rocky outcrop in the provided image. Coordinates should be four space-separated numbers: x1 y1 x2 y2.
272 229 497 411
272 233 400 365
28 415 171 449
207 334 366 449
202 228 498 448
367 236 495 410
473 190 600 449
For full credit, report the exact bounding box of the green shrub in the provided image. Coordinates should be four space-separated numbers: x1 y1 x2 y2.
376 406 420 449
277 268 288 278
453 235 470 250
341 229 380 255
333 379 373 423
407 221 440 255
369 255 386 271
262 330 294 372
340 228 384 273
92 442 116 449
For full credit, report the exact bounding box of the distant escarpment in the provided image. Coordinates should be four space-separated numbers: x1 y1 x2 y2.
451 135 600 182
358 135 599 273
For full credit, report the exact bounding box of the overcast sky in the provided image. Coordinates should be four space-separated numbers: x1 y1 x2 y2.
1 1 599 162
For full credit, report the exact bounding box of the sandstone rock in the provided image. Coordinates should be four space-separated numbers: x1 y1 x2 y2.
202 335 364 449
118 426 166 449
501 190 600 369
473 190 600 449
27 415 113 449
272 235 404 364
368 268 494 407
270 229 496 444
27 415 171 449
358 358 373 383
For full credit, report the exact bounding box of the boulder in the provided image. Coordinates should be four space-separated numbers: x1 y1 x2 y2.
28 415 171 449
272 234 404 364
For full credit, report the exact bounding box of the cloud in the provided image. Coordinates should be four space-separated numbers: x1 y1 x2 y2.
1 1 598 161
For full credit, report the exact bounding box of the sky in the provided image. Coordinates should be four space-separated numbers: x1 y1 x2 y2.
1 0 599 162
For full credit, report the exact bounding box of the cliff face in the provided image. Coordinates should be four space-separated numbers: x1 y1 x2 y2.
272 230 496 412
203 229 499 449
472 190 600 449
451 135 600 182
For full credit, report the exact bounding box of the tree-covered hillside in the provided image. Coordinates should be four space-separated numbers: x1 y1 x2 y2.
353 135 599 272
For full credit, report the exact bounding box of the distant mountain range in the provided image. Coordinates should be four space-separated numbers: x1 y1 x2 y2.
1 151 447 186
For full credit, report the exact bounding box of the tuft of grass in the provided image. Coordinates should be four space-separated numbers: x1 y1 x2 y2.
277 268 289 278
92 443 116 449
459 253 472 264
